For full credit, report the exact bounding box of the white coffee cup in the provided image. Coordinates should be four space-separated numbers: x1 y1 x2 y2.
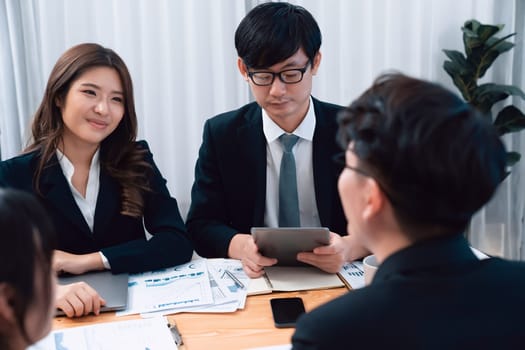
363 254 380 285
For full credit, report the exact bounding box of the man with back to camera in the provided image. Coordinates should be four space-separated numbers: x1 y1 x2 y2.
291 73 525 349
186 2 369 277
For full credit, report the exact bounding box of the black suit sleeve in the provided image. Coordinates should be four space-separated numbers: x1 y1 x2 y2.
0 156 33 190
291 314 324 350
186 120 239 258
291 293 357 350
100 141 193 273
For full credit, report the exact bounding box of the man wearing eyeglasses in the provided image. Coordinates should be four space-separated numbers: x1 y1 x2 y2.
291 74 525 349
187 2 368 277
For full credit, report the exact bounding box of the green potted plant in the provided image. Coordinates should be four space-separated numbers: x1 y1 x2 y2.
443 19 525 166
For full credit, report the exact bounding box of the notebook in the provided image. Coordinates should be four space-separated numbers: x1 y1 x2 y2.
246 266 345 295
56 270 129 316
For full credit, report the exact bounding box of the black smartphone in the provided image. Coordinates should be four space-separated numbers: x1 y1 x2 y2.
270 297 306 328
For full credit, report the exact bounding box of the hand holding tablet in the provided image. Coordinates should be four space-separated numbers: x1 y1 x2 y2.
250 227 330 266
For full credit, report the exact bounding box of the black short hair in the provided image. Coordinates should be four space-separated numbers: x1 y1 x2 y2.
235 2 321 69
0 188 55 345
337 73 507 238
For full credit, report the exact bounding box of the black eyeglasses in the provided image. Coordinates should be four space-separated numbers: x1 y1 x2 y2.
333 152 400 207
332 152 371 177
247 63 310 86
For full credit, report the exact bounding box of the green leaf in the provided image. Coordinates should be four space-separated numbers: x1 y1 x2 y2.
472 85 510 113
443 58 462 76
477 23 503 42
443 61 473 101
463 22 479 56
462 20 502 54
472 83 525 112
463 19 480 33
486 34 516 54
470 48 500 79
466 33 516 79
506 151 521 167
494 105 525 135
443 49 469 70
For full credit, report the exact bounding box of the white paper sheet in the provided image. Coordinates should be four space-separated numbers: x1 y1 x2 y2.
338 261 365 289
118 259 213 316
140 269 241 316
29 317 177 350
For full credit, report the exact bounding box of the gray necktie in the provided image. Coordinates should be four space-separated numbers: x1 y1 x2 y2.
278 134 300 227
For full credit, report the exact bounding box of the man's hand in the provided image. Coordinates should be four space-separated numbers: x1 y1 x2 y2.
228 233 277 278
55 282 106 318
53 250 105 275
297 232 369 273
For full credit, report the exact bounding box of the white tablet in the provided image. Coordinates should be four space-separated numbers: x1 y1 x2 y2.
250 227 330 266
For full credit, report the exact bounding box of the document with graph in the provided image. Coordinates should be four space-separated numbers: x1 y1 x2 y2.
118 259 213 316
29 317 177 350
338 261 365 289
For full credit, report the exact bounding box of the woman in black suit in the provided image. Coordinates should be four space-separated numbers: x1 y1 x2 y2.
0 43 193 318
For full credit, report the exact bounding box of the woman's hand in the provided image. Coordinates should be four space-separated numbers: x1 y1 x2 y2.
55 282 106 317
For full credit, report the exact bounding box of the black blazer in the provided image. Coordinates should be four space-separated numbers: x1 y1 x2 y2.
0 141 193 274
186 97 347 257
292 235 525 349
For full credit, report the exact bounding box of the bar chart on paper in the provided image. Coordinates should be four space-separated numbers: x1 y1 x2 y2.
338 261 365 289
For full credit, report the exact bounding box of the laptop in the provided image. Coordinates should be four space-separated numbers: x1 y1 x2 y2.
56 270 129 316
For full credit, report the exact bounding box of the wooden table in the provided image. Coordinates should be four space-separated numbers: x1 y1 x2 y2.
53 287 348 349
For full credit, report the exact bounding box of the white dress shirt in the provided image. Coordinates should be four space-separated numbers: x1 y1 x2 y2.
56 148 110 268
262 96 321 228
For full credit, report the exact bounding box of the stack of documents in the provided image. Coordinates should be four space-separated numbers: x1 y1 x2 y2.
115 257 370 317
118 259 249 316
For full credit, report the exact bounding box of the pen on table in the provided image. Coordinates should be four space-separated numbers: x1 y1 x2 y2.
168 322 183 346
224 269 245 289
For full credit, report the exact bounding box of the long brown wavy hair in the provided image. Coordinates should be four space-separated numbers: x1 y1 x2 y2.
25 43 151 217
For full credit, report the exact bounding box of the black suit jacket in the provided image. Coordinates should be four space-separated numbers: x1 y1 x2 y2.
292 234 525 349
186 97 347 257
0 141 193 273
